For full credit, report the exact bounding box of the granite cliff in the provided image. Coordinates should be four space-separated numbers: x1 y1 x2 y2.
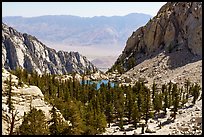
111 2 202 73
2 23 98 75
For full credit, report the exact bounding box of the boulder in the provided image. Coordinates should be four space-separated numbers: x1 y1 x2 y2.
195 106 201 111
145 128 156 133
138 77 148 83
140 67 148 72
124 77 132 83
133 131 138 135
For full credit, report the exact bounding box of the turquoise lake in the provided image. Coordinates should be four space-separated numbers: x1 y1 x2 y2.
80 79 115 90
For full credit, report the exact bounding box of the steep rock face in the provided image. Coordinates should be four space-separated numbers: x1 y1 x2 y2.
2 23 98 75
112 2 202 72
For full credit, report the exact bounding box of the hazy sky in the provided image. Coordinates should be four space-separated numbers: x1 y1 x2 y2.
2 2 166 17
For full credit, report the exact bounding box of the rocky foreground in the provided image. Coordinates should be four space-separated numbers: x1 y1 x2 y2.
2 68 71 135
101 94 202 135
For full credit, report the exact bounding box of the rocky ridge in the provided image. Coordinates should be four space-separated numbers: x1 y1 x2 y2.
2 23 99 75
111 2 202 72
108 2 202 89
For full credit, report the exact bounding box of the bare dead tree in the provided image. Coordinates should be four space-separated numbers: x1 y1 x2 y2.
2 109 21 135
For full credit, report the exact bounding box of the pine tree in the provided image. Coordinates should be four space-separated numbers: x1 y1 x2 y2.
180 86 187 106
115 89 125 131
171 83 177 104
153 92 162 114
136 82 144 114
95 112 107 133
19 108 49 135
94 95 101 114
105 104 113 127
137 90 143 114
184 79 191 101
48 80 52 97
168 81 172 107
144 88 151 124
172 84 179 119
161 83 166 94
116 64 124 74
162 84 168 115
68 100 85 135
84 103 97 135
126 87 134 123
48 106 69 135
191 83 201 105
152 81 158 112
57 84 60 98
88 94 107 134
64 88 70 102
119 118 124 131
49 106 60 135
173 93 179 120
5 74 14 113
15 68 24 87
127 57 136 70
152 81 157 99
132 99 140 129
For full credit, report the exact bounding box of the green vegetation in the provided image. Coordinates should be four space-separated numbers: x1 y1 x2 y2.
48 106 69 135
5 74 15 113
18 107 49 135
9 69 201 135
127 57 136 70
167 43 174 53
190 83 201 105
162 84 168 115
107 56 136 74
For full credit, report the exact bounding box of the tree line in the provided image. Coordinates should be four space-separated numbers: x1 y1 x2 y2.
4 68 201 135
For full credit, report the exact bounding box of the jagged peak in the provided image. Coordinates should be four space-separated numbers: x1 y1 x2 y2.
2 22 99 75
110 2 202 73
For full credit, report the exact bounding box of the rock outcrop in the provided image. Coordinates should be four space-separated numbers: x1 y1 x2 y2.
2 68 70 135
2 23 99 75
111 2 202 72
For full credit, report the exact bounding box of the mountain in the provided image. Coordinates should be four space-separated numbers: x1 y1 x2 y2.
3 13 152 70
108 2 202 87
3 13 152 48
91 56 118 72
110 2 202 73
103 3 202 134
2 23 98 75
